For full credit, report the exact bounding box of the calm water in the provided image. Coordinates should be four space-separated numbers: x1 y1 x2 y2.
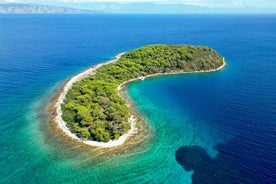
0 14 275 183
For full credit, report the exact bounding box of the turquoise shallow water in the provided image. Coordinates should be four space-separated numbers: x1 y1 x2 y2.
0 14 275 183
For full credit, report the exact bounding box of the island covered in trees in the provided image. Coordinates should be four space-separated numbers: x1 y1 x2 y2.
60 44 224 143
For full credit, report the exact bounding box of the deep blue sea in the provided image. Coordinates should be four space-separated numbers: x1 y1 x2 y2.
0 14 275 183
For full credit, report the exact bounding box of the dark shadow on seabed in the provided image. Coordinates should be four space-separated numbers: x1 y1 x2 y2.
175 138 274 184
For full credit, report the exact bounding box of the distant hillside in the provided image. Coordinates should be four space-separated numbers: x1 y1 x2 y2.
0 2 274 14
0 3 103 14
33 2 276 14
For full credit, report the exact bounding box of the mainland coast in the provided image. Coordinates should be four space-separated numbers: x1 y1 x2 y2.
51 45 225 148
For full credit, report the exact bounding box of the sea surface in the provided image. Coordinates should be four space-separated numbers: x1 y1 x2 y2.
0 14 275 183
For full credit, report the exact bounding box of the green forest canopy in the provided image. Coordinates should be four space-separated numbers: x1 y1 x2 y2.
61 44 224 142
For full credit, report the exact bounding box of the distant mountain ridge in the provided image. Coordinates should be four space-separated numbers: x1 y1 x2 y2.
0 2 275 14
0 3 103 14
74 2 275 14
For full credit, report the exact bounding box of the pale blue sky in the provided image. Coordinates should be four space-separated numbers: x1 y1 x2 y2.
1 0 276 14
1 0 276 9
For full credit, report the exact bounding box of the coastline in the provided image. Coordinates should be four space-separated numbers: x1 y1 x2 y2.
54 52 140 148
117 58 226 91
53 53 225 148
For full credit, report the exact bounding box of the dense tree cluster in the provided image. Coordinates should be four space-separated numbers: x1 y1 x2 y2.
62 44 223 142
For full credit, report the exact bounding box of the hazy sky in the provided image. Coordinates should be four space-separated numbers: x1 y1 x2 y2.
1 0 276 9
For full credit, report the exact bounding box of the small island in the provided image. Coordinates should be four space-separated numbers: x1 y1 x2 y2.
55 44 225 147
